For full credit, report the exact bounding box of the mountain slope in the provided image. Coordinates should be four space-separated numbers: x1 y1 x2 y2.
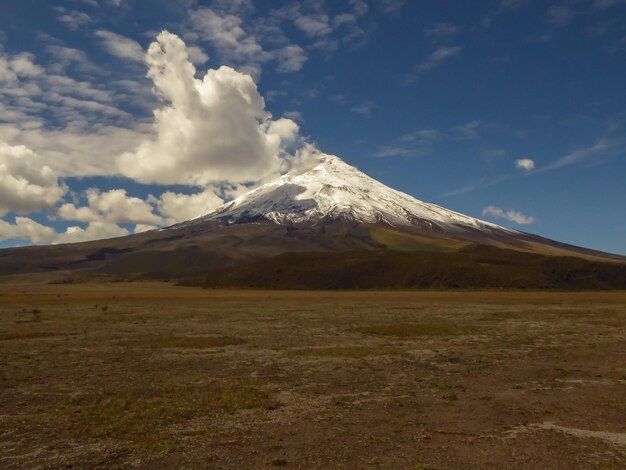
180 153 621 261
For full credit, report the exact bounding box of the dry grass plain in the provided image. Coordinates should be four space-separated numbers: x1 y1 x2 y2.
0 283 625 469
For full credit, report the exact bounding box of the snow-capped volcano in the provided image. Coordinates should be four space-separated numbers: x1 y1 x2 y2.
1 154 623 288
193 154 508 233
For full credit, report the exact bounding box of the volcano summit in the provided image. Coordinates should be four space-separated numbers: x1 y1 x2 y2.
192 154 503 230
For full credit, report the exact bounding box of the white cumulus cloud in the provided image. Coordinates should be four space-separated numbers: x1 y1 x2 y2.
117 31 300 187
515 158 535 171
0 217 129 245
483 206 535 225
58 188 162 225
0 217 57 245
0 140 67 216
134 224 158 233
59 222 129 243
151 189 225 225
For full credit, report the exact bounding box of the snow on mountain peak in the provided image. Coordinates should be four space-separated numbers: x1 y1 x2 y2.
192 154 507 232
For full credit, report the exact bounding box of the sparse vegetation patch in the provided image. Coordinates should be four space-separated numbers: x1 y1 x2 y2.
286 345 402 358
124 335 245 349
354 321 469 338
67 381 280 447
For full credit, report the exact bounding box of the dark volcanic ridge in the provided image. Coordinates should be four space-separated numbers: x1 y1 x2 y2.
1 155 624 289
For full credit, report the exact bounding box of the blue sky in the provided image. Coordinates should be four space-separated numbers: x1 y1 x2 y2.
0 0 625 254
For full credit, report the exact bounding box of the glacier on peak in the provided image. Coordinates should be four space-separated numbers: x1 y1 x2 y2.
188 154 511 233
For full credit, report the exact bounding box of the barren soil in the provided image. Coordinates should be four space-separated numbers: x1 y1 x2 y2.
1 283 625 469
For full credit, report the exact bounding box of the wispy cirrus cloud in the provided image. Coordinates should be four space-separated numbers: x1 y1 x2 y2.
189 7 311 78
283 111 304 122
377 120 492 160
351 101 376 116
377 0 408 14
95 30 144 62
190 7 270 78
187 0 372 78
546 5 576 28
454 120 483 140
593 0 626 9
44 45 99 74
440 135 623 199
438 180 486 199
373 146 416 158
499 0 531 11
417 46 463 72
54 7 93 30
399 128 444 142
0 44 136 130
374 127 445 158
294 13 333 37
477 0 532 31
540 138 620 171
423 22 461 39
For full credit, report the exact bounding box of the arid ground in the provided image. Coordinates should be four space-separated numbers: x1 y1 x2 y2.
1 283 625 469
